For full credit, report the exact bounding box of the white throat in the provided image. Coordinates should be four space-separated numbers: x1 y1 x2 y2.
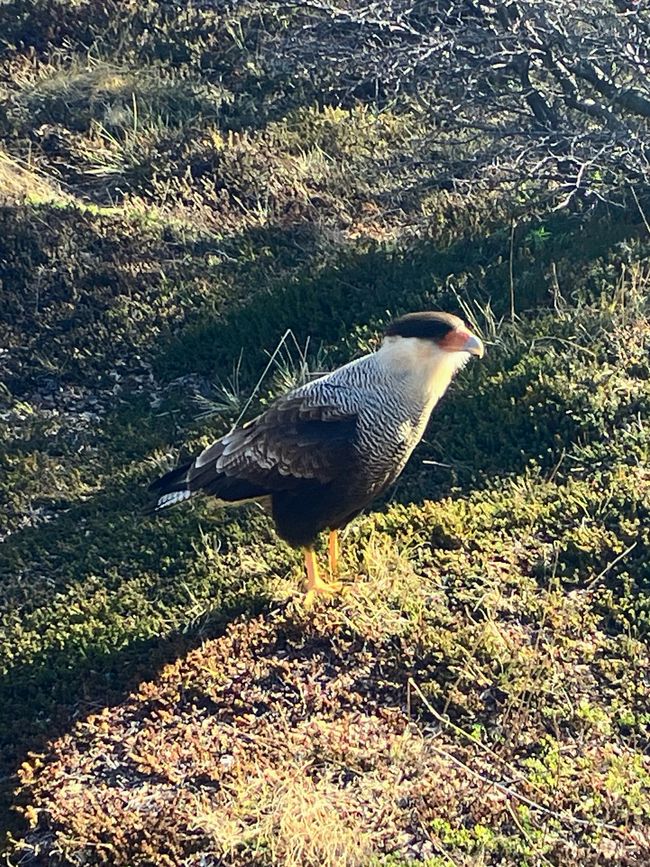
376 335 468 410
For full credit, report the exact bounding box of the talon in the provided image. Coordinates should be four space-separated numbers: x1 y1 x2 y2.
303 547 343 603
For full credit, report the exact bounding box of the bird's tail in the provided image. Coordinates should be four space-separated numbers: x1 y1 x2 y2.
147 454 271 515
146 461 194 513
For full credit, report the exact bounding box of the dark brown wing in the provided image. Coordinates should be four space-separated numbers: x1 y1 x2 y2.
185 394 359 496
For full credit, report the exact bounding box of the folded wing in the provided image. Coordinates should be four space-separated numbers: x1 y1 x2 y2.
148 391 359 511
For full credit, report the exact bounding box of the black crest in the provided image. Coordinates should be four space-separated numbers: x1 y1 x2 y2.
384 311 463 341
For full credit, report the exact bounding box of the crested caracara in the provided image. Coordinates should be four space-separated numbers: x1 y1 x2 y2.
149 311 484 599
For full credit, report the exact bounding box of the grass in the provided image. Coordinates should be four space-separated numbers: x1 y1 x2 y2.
1 3 649 865
8 515 650 865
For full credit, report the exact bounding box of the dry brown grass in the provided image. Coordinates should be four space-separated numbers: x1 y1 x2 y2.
194 762 379 867
0 151 71 204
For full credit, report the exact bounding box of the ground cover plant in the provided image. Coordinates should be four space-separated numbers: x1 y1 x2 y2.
1 2 649 865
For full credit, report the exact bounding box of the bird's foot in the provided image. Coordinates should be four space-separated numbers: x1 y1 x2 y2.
304 574 343 607
302 545 345 606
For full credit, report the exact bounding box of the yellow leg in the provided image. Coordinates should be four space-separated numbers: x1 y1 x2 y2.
328 529 340 575
303 547 342 603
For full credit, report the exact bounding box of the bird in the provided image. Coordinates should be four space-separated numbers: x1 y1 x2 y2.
148 311 484 600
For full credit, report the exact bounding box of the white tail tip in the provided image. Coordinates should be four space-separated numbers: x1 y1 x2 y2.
156 490 192 510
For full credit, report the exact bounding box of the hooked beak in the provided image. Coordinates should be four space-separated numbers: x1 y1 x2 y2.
440 329 485 358
462 332 485 358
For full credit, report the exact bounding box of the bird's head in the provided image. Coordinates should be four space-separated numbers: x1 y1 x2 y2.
382 311 484 359
378 311 484 401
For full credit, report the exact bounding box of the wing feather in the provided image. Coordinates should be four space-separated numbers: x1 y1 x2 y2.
189 391 358 494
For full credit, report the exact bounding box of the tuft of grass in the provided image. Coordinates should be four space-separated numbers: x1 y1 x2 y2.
194 764 380 867
0 150 72 205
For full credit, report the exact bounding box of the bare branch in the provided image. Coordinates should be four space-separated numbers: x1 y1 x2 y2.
244 0 650 214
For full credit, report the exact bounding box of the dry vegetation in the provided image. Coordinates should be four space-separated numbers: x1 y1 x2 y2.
12 520 650 865
1 2 649 865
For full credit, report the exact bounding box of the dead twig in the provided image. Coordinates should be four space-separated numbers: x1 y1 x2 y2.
407 678 626 835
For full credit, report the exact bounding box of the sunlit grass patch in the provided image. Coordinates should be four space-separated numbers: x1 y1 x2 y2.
194 762 380 867
0 150 71 205
8 57 229 132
